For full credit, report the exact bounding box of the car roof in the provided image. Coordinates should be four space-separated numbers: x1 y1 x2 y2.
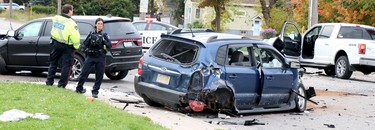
315 23 374 29
39 15 131 22
133 20 178 28
167 32 265 46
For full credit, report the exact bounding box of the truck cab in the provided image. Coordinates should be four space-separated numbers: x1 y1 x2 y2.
275 21 375 79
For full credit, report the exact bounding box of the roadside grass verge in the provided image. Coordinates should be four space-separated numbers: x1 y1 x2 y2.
0 82 166 130
0 10 53 22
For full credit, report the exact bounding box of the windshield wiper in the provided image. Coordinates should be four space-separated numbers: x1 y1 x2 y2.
160 53 181 64
126 32 135 35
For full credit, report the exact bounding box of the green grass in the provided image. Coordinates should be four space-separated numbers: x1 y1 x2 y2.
0 10 53 22
0 82 167 130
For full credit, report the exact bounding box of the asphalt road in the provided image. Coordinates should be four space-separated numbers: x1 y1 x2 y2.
1 68 374 130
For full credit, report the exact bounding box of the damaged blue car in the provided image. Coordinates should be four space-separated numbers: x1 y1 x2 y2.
134 29 315 114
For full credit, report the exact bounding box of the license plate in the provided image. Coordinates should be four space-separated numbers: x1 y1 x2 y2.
156 74 170 85
123 42 133 47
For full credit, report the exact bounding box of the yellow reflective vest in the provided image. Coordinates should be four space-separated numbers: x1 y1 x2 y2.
51 15 80 49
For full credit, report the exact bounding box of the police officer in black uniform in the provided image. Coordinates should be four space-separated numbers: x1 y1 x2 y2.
75 18 111 98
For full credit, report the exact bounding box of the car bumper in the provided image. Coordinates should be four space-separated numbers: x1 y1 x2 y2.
359 57 375 67
134 75 186 106
105 55 141 72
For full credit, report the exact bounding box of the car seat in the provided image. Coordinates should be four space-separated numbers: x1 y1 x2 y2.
229 51 244 65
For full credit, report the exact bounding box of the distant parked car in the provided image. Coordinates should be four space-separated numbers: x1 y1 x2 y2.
0 3 22 10
133 20 178 52
0 16 142 80
134 29 315 114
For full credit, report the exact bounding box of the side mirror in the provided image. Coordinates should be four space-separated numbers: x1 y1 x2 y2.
14 31 24 40
287 61 300 68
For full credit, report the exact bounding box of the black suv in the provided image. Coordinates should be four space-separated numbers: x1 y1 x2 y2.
0 16 142 80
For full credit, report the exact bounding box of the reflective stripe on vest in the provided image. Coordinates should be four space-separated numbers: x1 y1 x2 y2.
53 16 71 44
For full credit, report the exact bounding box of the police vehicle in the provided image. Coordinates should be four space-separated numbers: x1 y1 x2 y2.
133 20 178 52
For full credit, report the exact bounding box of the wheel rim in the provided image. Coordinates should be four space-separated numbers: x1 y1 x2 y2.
70 58 82 80
336 59 346 76
297 87 306 109
108 71 119 76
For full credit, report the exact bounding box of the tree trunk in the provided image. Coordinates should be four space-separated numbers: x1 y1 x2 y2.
260 0 270 25
150 0 155 17
214 6 221 32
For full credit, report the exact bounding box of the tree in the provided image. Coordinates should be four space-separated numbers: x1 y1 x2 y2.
173 0 185 25
198 0 230 32
54 0 135 19
259 0 278 27
290 0 309 30
318 0 375 26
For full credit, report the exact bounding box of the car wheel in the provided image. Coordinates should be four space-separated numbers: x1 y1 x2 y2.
324 67 335 76
105 70 128 80
142 95 162 107
70 55 84 81
294 83 307 112
335 56 352 79
0 56 15 75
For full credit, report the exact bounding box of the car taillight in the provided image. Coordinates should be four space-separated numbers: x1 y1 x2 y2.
111 41 119 48
138 56 143 75
137 38 142 46
358 44 366 54
111 38 142 48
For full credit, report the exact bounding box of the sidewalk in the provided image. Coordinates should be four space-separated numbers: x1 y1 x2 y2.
33 82 224 130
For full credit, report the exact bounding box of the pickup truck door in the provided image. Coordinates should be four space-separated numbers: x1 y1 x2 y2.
253 47 295 106
314 25 335 64
280 21 302 57
7 21 44 66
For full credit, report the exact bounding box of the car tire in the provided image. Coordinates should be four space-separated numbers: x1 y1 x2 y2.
324 67 335 76
335 56 352 79
142 95 162 107
105 70 128 80
294 83 307 112
0 56 15 75
70 55 84 81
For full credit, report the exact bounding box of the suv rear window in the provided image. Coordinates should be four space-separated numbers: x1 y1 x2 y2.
151 39 199 64
338 26 373 40
103 21 137 37
366 29 375 40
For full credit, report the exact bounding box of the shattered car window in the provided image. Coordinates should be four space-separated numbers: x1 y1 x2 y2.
253 47 283 68
151 39 199 64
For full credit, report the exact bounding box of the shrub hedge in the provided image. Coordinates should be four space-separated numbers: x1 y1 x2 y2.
31 5 55 14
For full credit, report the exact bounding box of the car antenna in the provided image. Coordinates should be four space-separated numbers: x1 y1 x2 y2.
189 26 195 38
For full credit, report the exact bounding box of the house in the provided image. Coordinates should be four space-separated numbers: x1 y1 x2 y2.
184 0 263 36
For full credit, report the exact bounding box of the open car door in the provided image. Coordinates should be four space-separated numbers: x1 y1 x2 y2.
280 21 302 58
253 46 295 106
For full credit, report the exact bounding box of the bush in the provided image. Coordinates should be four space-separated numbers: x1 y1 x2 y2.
31 5 56 14
261 28 277 39
188 21 204 28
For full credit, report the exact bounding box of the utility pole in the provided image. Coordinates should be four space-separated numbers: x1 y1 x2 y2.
308 0 318 28
9 0 12 18
57 0 61 14
139 0 148 20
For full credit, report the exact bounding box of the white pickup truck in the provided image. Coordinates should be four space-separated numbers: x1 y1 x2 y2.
272 21 375 79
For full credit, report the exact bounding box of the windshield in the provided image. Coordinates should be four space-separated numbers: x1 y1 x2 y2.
103 21 137 37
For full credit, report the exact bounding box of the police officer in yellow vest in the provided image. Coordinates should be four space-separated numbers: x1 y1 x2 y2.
46 4 80 88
